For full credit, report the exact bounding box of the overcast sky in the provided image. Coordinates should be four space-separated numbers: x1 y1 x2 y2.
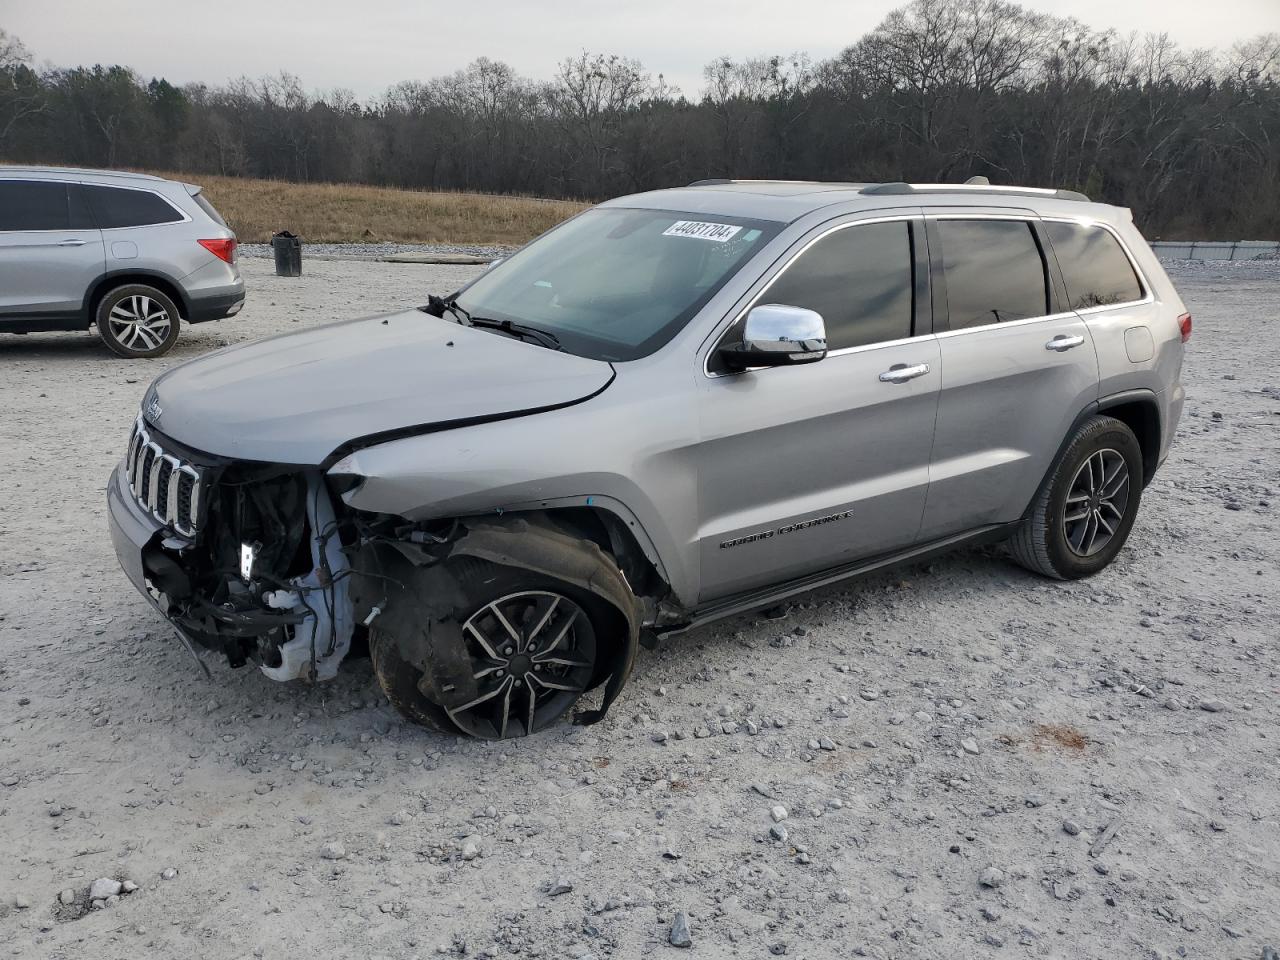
6 0 1278 99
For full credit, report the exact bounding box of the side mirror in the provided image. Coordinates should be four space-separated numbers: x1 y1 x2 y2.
718 304 828 371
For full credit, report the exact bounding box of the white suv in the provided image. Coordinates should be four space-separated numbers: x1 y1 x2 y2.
0 166 243 357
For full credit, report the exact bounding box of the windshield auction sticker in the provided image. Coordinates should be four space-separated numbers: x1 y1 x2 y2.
663 220 743 242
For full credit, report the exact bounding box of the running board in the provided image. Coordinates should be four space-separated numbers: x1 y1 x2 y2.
657 523 1016 638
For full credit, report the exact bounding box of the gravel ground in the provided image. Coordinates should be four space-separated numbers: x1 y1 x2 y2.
1 256 1277 960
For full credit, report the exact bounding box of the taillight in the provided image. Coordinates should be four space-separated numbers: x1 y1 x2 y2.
1178 312 1192 343
198 238 237 264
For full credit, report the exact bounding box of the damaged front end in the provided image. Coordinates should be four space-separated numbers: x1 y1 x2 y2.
125 416 354 681
112 416 645 732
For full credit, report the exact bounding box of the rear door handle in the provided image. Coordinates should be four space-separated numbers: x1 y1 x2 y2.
1046 334 1085 352
57 239 88 247
879 362 931 383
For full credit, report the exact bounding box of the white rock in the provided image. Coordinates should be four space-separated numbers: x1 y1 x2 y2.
770 805 789 823
320 842 346 860
961 738 980 755
89 878 122 900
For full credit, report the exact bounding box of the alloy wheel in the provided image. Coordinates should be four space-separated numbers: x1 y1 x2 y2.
107 294 172 352
1062 448 1130 557
448 591 595 739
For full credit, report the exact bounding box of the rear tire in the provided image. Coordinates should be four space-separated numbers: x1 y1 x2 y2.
370 558 605 740
1009 415 1143 580
95 284 181 358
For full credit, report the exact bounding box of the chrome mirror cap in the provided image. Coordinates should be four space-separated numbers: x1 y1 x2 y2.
719 303 828 370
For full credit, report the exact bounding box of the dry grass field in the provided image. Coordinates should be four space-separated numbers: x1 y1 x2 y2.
148 171 589 244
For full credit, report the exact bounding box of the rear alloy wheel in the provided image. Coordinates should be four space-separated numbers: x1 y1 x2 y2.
1061 448 1130 558
95 284 182 358
1008 415 1144 579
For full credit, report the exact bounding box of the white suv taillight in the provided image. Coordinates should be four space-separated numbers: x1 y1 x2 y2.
198 238 237 264
1178 312 1192 343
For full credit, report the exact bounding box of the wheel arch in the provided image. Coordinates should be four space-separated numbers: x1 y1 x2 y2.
510 498 674 603
1022 389 1162 523
84 269 191 325
1096 390 1162 486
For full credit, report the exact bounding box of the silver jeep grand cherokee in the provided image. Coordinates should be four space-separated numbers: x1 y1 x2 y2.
107 179 1188 739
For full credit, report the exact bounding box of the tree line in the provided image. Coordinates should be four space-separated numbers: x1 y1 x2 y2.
2 0 1279 238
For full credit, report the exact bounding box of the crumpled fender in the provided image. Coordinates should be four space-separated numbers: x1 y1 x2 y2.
349 515 641 727
451 517 642 725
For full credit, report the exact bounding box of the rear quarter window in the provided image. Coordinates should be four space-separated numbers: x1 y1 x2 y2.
1045 222 1143 309
192 192 228 228
82 185 185 229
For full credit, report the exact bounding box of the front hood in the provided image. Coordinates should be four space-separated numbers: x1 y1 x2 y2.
146 310 614 464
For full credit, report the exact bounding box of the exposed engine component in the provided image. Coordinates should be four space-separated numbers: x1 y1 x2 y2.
257 473 353 681
139 464 353 680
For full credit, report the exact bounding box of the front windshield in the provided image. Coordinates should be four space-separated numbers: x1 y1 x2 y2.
453 207 780 361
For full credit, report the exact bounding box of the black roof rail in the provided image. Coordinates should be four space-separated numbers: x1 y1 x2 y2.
861 181 1089 202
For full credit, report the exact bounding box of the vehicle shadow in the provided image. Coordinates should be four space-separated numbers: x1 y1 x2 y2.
0 327 232 362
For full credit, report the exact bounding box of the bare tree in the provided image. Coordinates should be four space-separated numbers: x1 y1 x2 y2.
0 29 46 148
2 5 1278 237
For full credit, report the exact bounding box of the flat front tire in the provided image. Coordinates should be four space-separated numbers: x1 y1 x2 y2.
95 284 182 358
1009 415 1144 579
370 559 605 740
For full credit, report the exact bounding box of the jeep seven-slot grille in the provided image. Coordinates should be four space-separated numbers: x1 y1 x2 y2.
125 417 203 537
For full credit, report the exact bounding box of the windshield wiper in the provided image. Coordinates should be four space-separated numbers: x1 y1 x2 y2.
422 294 471 325
465 316 562 351
421 295 561 351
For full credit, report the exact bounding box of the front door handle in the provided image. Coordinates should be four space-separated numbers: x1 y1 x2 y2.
879 362 931 383
1046 334 1085 352
57 239 88 247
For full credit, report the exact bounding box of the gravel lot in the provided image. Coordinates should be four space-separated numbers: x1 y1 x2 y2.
1 255 1277 959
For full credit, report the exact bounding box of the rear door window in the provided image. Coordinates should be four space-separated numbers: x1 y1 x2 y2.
762 220 915 350
1045 221 1143 309
67 184 97 229
937 219 1049 329
0 180 71 231
82 185 184 228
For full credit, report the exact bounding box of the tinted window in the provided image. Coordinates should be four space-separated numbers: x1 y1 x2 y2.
82 185 183 228
67 184 96 229
938 220 1048 329
0 180 70 231
193 192 228 227
762 221 914 350
1045 222 1143 309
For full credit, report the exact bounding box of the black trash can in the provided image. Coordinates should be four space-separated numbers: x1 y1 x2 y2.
271 231 302 277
